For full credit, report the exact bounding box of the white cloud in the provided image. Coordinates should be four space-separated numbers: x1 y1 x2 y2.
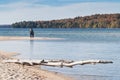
0 2 120 24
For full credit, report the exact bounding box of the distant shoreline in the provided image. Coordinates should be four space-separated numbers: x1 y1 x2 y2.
12 14 120 28
0 13 120 28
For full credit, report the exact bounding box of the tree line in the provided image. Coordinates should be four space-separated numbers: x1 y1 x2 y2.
12 13 120 28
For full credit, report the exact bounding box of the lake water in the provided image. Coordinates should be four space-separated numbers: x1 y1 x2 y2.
0 28 120 80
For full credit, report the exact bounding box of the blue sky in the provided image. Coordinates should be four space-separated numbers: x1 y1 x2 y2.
0 0 120 24
0 0 120 5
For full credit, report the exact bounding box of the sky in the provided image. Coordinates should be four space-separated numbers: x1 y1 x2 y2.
0 0 120 24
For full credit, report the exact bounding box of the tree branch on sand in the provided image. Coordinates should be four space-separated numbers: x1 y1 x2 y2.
3 59 113 68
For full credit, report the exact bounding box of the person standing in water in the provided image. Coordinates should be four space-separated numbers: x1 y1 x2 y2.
30 28 34 38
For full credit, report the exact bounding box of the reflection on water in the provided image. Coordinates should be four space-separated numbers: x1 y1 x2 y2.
29 40 34 59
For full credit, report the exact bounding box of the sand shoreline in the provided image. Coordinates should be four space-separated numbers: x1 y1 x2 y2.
0 36 63 41
0 50 73 80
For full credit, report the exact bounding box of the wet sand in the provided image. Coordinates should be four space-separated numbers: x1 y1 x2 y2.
0 36 63 41
0 50 72 80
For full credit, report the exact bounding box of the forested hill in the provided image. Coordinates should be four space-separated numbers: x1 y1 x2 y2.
12 14 120 28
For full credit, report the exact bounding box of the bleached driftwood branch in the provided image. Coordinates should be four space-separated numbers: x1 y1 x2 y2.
3 59 113 67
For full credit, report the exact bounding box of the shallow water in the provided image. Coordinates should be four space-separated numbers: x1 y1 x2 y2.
0 28 120 80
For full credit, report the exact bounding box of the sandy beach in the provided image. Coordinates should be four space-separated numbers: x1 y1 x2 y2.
0 51 72 80
0 36 63 41
0 36 72 80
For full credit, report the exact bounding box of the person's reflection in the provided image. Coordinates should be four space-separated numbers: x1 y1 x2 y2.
30 40 34 59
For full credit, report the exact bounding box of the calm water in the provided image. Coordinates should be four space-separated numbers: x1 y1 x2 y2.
0 28 120 80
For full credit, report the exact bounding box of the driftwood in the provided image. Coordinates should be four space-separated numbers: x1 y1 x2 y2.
3 59 113 68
